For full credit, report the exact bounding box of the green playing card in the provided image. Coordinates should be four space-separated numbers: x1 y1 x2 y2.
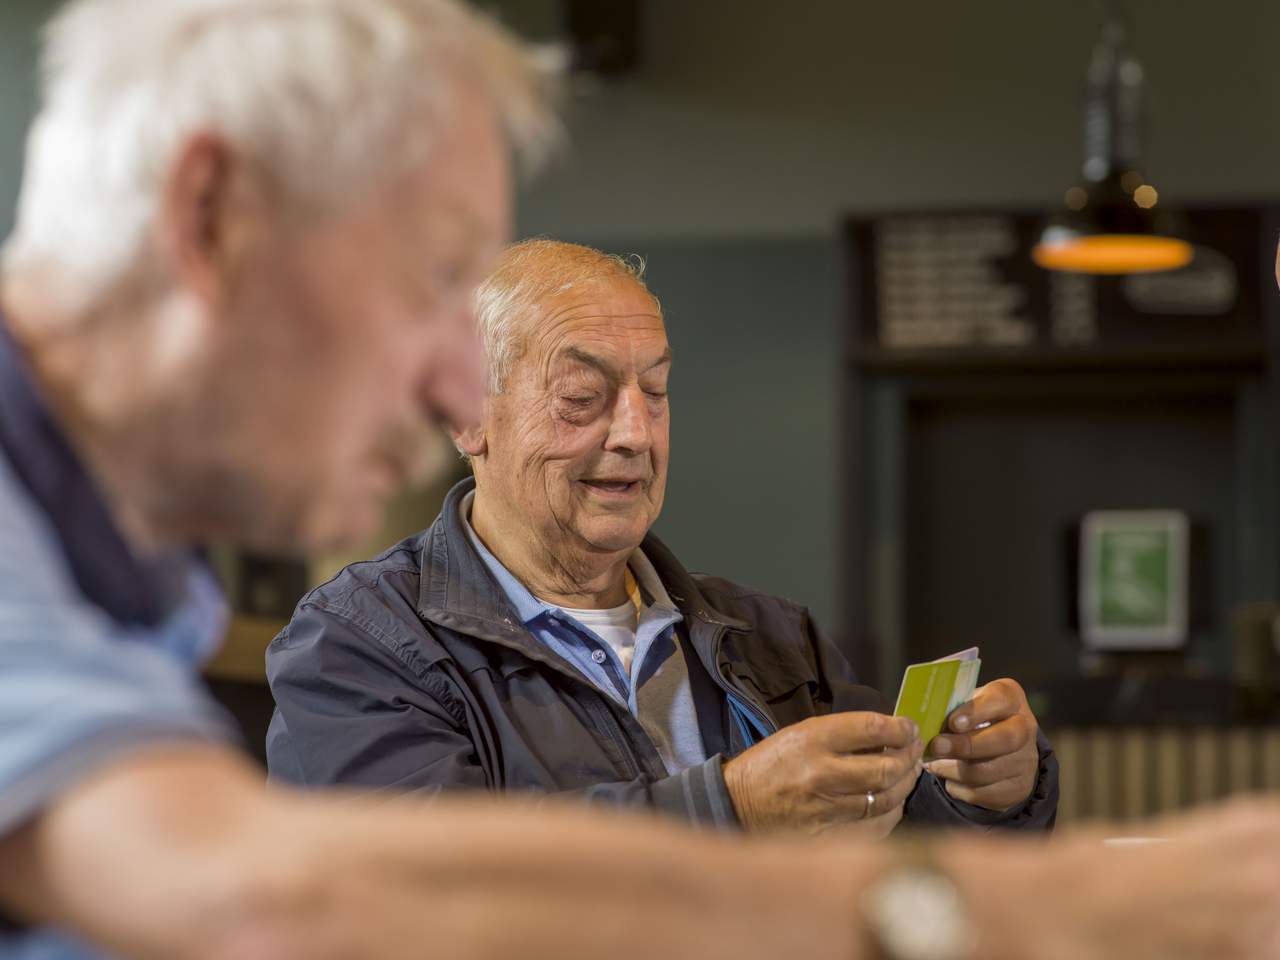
892 648 982 750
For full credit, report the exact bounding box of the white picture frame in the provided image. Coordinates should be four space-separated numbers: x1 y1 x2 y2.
1080 510 1189 650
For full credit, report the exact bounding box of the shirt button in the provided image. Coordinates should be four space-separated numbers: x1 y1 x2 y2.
591 649 608 664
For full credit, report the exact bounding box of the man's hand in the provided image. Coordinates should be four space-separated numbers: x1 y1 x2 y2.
936 797 1280 960
924 678 1039 812
722 712 923 836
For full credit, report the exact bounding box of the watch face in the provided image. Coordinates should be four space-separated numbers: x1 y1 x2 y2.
864 866 976 960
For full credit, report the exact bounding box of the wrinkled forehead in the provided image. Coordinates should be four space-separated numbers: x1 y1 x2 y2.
521 278 667 372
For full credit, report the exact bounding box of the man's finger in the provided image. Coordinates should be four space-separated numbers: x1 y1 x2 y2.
838 759 920 822
866 761 921 817
943 772 1035 811
947 678 1026 733
819 744 921 796
926 758 962 782
809 711 919 754
926 749 1026 788
933 712 1033 762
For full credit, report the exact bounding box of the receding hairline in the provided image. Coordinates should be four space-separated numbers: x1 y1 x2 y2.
491 240 657 303
474 238 664 394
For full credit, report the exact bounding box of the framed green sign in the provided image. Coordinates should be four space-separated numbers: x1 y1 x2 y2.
1080 510 1189 650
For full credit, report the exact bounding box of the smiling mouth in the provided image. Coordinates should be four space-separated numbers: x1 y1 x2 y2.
579 478 644 496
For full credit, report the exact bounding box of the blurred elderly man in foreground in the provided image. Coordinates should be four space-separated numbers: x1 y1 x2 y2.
268 239 1059 837
0 0 1278 958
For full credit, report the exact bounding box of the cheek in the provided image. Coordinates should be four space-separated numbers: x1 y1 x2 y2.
337 302 426 412
651 420 671 467
305 362 401 466
653 414 671 452
489 404 567 492
510 406 603 468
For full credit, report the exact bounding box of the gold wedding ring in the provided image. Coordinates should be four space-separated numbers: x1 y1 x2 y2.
865 790 876 819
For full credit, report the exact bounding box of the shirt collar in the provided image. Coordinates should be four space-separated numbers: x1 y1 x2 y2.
625 539 678 613
0 311 194 627
459 490 546 625
459 489 677 625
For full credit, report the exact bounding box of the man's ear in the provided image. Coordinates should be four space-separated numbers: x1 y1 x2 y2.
452 421 487 458
159 132 251 306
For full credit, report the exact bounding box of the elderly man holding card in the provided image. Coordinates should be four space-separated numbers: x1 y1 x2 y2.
267 238 1057 836
893 647 1045 813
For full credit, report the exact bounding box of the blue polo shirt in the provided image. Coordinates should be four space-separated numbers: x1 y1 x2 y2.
0 315 236 959
460 491 708 774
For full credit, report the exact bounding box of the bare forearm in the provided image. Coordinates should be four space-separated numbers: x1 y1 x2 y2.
255 792 881 959
0 745 882 960
0 745 289 959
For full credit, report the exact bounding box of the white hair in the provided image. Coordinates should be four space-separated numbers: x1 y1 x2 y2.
2 0 560 319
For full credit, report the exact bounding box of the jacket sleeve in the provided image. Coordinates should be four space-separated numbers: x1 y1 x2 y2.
903 731 1059 832
266 601 742 830
560 756 740 831
801 610 1060 833
265 600 488 792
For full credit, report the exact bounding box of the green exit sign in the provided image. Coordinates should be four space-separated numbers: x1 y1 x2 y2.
1080 511 1188 650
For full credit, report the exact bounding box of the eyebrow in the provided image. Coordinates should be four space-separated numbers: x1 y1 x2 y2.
560 346 673 378
645 348 674 373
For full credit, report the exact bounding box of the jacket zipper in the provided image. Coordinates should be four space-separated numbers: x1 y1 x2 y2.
590 695 660 780
453 617 668 780
537 659 668 781
703 622 778 743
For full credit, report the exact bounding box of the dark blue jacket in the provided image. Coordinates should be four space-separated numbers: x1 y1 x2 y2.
266 478 1058 831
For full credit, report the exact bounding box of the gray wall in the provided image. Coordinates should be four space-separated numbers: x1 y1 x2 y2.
4 1 1280 636
0 0 49 241
515 0 1280 238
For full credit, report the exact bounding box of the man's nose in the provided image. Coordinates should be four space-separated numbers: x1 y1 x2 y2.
605 385 653 454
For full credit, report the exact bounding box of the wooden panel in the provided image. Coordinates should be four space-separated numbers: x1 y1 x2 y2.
1050 726 1280 823
203 615 286 684
1226 729 1256 794
1088 729 1112 820
1190 728 1221 805
1053 730 1082 823
1121 728 1149 821
1154 729 1183 815
1265 729 1280 790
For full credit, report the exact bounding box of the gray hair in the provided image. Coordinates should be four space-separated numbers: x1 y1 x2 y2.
2 0 560 320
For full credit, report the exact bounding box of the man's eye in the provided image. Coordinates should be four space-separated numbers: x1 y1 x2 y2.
562 395 597 407
644 390 668 400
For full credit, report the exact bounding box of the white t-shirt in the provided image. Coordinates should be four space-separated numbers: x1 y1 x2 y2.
554 576 641 673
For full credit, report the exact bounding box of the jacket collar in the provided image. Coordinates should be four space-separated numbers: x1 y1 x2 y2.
416 476 526 644
416 477 750 652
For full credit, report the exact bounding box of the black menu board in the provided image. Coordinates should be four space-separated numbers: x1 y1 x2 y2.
845 207 1269 369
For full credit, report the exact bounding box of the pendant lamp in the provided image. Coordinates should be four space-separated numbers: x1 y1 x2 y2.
1032 3 1192 275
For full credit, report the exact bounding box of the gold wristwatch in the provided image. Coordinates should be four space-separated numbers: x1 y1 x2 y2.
861 842 978 960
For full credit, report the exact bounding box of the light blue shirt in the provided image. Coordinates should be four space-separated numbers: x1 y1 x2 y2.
0 319 236 959
460 492 708 774
0 456 237 959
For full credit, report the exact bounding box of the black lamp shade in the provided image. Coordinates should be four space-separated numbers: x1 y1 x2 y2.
1034 6 1192 275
